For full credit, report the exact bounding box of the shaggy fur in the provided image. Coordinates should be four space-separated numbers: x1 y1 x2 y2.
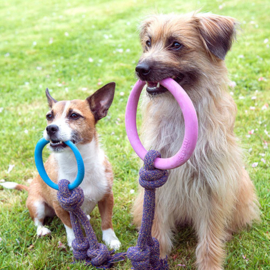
133 13 260 270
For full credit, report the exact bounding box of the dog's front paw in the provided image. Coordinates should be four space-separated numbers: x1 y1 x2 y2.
37 226 51 237
64 225 75 249
109 239 121 250
102 228 121 250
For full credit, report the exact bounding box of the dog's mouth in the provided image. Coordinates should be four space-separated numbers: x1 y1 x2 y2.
146 81 167 95
146 74 185 95
49 139 76 151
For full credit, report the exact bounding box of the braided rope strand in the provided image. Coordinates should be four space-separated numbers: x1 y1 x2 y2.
57 150 169 269
127 150 169 270
57 179 123 268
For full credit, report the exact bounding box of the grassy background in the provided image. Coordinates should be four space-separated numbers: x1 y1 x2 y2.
0 0 269 269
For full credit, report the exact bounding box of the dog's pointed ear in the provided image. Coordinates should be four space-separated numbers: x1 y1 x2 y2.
86 82 115 122
196 14 237 60
46 88 57 108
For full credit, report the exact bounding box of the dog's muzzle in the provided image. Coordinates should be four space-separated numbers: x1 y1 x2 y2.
46 124 69 150
135 63 168 95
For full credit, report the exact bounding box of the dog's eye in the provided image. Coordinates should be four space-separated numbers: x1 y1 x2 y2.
171 42 183 50
146 40 151 47
70 113 80 120
46 113 54 120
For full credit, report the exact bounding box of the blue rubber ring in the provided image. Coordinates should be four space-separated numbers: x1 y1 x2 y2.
34 138 85 190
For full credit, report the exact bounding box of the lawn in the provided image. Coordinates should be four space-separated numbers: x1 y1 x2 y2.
0 0 269 269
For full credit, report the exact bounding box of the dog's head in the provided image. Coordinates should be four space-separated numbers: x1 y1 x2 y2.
43 82 115 152
136 13 237 95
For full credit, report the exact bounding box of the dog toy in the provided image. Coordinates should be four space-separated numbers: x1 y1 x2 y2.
125 78 198 169
35 138 126 268
125 78 198 269
35 139 85 190
34 78 198 269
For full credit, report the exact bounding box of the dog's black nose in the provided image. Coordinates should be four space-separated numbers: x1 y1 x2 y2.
46 124 59 136
135 63 151 77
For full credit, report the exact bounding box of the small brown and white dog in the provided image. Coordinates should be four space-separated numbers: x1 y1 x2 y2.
133 13 260 269
1 83 121 250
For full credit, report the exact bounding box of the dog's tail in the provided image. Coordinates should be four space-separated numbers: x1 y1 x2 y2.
0 182 29 192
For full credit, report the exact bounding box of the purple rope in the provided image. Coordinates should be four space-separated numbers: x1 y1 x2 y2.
57 179 126 268
56 150 169 269
127 150 169 270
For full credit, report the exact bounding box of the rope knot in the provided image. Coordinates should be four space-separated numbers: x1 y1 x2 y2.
72 237 89 260
127 245 150 270
160 257 169 270
139 150 168 190
57 179 84 212
87 243 111 267
149 238 162 269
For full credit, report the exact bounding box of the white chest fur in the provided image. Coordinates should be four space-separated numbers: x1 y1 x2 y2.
54 139 109 214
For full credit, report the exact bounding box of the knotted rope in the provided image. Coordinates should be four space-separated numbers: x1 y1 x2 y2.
127 150 169 270
56 150 169 269
57 179 126 268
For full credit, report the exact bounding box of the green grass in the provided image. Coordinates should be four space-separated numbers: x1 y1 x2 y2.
0 0 269 269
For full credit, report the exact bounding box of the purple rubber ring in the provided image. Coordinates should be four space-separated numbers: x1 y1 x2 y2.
125 78 198 170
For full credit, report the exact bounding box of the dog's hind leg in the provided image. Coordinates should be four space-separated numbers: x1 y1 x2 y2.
230 168 260 232
98 192 121 250
26 196 53 237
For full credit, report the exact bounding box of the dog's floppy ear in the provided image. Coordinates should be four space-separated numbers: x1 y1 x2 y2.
139 16 156 40
196 14 237 60
46 88 57 108
86 82 115 122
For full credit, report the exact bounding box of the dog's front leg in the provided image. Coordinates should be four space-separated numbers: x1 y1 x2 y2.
151 212 173 258
133 187 173 258
98 192 121 250
53 202 75 248
194 196 229 270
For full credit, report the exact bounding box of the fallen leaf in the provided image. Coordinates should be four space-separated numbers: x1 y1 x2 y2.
27 178 33 184
28 244 34 250
228 81 236 88
58 241 67 251
7 164 15 174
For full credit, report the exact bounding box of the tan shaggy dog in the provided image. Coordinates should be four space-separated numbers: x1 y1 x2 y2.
133 13 260 270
